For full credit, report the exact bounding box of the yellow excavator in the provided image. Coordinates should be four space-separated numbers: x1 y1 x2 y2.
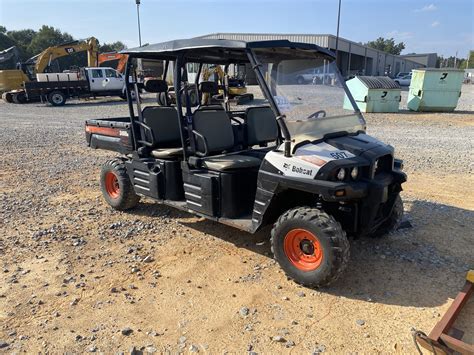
201 64 253 106
1 37 98 102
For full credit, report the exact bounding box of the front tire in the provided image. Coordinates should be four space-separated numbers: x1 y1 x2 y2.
296 76 305 85
100 159 140 211
371 194 404 237
271 207 350 287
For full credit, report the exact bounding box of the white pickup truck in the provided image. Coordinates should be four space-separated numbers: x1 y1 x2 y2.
20 67 132 106
295 69 336 84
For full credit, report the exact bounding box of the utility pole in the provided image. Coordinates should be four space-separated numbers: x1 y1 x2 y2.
135 0 142 47
335 0 342 65
454 50 458 68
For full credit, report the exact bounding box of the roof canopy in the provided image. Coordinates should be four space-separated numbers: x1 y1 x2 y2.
121 38 335 63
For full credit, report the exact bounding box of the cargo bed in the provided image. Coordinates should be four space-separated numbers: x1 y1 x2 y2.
85 117 136 154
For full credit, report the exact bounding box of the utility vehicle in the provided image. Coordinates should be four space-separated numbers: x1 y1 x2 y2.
85 38 406 287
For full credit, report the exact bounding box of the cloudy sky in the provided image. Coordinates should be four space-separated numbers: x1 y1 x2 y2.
1 0 472 57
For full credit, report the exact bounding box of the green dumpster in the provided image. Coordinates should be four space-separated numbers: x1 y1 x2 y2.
407 68 464 112
343 76 401 113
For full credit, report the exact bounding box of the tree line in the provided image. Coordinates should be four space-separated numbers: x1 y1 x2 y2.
365 37 471 69
0 25 126 70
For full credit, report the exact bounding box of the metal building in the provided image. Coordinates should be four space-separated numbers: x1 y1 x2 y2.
197 33 431 78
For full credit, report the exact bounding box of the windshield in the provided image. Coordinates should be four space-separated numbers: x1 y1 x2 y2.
251 47 365 140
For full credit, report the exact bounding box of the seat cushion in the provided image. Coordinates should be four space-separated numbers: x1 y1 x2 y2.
201 154 261 171
151 147 183 159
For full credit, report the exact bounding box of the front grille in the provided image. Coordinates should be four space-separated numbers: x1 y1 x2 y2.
373 154 393 177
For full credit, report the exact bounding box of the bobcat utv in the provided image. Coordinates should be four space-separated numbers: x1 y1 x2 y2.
85 39 406 287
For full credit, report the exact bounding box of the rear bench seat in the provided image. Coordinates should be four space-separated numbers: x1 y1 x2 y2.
141 106 183 159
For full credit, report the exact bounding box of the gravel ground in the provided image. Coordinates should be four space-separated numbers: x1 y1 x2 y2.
0 85 473 353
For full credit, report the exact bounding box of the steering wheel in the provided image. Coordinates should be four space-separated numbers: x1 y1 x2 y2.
307 110 327 119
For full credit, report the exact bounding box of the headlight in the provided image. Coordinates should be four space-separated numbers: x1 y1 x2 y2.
351 166 359 180
337 168 346 181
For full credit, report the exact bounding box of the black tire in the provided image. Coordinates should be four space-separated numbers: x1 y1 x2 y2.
271 207 350 287
296 76 305 85
2 92 14 103
48 90 66 106
16 92 27 103
100 159 140 211
371 194 404 238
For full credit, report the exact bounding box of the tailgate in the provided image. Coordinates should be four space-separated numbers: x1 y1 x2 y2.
85 117 134 154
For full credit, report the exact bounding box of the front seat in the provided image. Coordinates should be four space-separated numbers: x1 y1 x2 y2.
192 109 261 171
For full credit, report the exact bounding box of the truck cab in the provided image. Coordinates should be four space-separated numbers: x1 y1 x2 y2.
85 67 125 93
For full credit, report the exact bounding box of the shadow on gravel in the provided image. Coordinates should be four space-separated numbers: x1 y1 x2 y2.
128 199 472 308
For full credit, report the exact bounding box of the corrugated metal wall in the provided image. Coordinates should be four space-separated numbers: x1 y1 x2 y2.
198 33 425 77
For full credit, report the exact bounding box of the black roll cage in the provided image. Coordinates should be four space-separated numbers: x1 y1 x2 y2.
124 45 362 159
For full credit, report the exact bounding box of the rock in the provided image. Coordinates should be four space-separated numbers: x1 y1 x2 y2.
88 345 98 352
70 298 79 306
179 336 187 344
0 340 8 349
313 344 326 353
239 307 250 317
282 296 289 301
356 319 365 326
142 255 154 263
272 335 286 342
145 346 157 353
286 340 296 347
297 291 305 297
122 327 133 336
189 344 199 352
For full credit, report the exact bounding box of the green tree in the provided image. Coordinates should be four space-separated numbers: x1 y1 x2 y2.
0 33 16 51
6 29 37 58
0 26 7 34
27 25 73 57
465 51 474 69
365 37 406 55
100 41 127 53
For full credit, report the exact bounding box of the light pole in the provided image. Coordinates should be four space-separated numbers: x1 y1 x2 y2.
135 0 142 47
335 0 342 65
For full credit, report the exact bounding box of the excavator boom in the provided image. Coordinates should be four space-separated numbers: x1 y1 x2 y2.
98 52 128 74
34 37 99 73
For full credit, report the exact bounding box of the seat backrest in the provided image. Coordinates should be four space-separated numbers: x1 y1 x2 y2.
245 106 279 146
193 110 234 154
142 106 181 147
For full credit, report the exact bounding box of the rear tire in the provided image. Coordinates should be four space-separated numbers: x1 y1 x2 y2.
296 76 305 85
48 90 66 106
2 92 14 103
100 159 140 211
271 207 350 287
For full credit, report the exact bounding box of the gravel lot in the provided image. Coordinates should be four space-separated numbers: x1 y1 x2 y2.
0 85 473 353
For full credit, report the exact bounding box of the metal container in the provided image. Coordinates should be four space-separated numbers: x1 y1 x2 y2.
407 68 464 112
343 76 401 113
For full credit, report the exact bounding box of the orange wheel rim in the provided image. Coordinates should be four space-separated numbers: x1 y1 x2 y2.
283 228 323 271
105 171 120 199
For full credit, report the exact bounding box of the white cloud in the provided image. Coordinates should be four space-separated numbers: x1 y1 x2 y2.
414 4 438 12
386 30 414 40
431 21 440 27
